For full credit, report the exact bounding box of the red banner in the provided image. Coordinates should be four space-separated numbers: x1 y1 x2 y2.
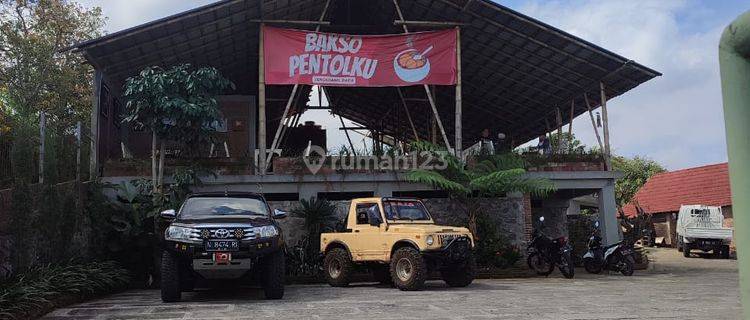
263 26 457 87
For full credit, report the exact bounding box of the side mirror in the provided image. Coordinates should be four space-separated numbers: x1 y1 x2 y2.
272 208 288 219
160 209 176 220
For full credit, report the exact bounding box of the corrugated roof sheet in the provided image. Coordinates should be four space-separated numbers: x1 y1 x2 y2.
66 0 660 146
623 163 732 217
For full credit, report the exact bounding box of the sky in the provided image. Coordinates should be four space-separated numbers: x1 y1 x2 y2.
77 0 750 170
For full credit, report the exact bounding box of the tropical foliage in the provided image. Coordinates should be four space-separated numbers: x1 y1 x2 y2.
611 155 666 208
122 64 234 190
0 261 129 319
288 198 339 277
406 141 555 236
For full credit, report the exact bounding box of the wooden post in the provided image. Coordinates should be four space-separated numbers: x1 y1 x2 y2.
584 93 605 151
76 121 82 182
258 23 267 175
38 112 45 184
600 82 612 170
455 27 463 159
396 88 420 142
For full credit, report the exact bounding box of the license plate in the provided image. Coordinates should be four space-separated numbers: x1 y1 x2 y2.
205 240 239 252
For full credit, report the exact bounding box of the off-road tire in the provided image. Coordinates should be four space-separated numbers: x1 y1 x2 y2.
390 247 427 291
324 248 353 287
583 258 602 274
160 251 181 302
682 243 691 258
260 250 285 299
721 245 730 259
371 265 393 285
620 255 635 276
559 251 575 279
527 252 554 276
441 255 476 287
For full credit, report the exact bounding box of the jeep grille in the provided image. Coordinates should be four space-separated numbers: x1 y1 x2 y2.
437 234 461 246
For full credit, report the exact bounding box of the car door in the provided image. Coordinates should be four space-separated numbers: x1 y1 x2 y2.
349 202 388 261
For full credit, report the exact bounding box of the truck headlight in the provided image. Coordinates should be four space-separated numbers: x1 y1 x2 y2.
254 225 279 238
165 226 199 242
426 235 435 246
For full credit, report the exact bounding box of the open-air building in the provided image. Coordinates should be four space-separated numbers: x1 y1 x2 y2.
65 0 660 247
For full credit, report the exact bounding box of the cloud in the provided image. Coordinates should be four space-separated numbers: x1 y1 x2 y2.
79 0 215 33
512 0 735 170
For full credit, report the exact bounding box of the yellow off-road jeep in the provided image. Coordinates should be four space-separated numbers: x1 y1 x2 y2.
320 197 475 291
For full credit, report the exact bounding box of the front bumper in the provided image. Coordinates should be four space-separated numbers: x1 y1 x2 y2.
423 236 473 262
165 236 283 259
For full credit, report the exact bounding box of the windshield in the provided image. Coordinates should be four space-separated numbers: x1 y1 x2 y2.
179 197 269 218
383 200 431 221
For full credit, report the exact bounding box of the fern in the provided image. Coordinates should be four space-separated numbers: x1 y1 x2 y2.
406 169 470 194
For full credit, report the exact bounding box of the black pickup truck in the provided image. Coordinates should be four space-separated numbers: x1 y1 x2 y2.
160 192 287 302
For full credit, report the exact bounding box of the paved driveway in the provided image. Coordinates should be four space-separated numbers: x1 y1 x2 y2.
43 248 742 320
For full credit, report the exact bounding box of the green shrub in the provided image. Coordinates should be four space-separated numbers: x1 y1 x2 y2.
474 214 521 269
0 261 130 319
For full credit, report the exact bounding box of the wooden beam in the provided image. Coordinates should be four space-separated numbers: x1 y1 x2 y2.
339 115 357 156
584 93 605 152
264 84 299 172
600 82 612 170
394 20 467 27
249 19 331 25
396 88 420 142
424 85 452 150
393 0 453 152
257 23 267 175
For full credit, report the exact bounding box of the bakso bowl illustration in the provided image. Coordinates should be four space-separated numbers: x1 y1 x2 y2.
394 49 431 83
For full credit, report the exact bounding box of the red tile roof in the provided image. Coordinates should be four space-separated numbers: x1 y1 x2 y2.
622 163 732 217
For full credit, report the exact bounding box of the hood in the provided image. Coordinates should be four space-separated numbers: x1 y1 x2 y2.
173 216 273 229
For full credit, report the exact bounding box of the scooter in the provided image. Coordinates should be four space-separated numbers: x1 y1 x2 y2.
582 221 635 276
526 216 574 279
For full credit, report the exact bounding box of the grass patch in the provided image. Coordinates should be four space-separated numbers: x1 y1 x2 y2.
0 261 130 319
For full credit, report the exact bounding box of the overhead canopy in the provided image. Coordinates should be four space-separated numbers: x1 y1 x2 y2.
67 0 660 146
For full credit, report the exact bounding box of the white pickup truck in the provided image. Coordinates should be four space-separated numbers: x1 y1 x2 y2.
676 205 732 259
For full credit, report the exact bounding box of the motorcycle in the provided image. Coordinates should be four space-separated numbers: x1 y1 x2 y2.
526 216 574 279
582 221 635 276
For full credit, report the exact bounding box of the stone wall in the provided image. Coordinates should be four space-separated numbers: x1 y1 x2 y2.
268 196 528 251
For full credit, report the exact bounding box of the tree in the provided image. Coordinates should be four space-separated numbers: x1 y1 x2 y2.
406 141 555 237
122 64 234 191
611 155 666 208
0 0 104 130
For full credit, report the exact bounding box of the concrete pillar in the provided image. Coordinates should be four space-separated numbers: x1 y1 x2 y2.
597 181 621 245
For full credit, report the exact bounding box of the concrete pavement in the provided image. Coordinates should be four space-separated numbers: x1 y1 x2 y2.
42 248 742 319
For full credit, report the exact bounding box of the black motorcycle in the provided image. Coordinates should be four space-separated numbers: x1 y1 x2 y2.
526 216 574 279
582 221 635 276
